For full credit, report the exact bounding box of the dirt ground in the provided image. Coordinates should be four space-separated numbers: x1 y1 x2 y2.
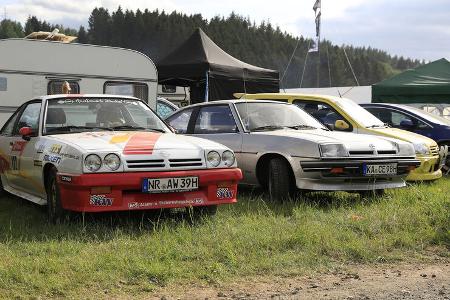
150 262 450 300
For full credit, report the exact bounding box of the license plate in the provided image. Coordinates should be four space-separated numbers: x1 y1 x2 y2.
363 163 397 176
142 176 199 193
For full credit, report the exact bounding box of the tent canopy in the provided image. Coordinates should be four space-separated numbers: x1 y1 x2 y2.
372 58 450 104
157 28 279 101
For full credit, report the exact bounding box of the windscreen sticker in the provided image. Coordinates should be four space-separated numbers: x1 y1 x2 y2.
57 99 138 105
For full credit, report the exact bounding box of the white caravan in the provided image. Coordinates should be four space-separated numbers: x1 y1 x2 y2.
0 38 158 126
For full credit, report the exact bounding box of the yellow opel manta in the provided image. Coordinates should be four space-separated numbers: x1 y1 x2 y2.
237 93 444 181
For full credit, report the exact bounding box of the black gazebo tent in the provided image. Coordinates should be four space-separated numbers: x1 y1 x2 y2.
157 28 279 102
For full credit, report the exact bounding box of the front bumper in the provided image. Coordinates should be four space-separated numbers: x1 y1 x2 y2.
407 152 445 181
298 158 420 191
57 168 243 212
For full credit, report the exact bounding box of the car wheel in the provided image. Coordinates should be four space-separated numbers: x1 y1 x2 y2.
358 189 385 198
46 167 66 223
439 143 450 175
0 176 6 197
268 157 293 202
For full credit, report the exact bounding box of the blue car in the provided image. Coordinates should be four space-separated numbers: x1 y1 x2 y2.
362 103 450 170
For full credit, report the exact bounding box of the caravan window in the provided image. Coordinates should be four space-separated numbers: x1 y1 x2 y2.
162 85 176 93
48 80 80 95
0 77 7 91
104 82 148 102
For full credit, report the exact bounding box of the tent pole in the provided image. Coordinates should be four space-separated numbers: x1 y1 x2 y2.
205 70 209 102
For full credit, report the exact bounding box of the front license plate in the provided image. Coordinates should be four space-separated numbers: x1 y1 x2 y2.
142 176 199 193
363 163 397 176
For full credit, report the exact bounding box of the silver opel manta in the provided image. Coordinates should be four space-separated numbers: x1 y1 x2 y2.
166 100 420 201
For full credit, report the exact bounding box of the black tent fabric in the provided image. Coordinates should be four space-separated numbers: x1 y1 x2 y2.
157 28 279 102
372 58 450 104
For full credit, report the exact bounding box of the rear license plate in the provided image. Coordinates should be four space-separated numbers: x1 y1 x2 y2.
363 163 397 176
142 176 199 193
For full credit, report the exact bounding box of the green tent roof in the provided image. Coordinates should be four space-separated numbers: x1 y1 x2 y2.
372 58 450 103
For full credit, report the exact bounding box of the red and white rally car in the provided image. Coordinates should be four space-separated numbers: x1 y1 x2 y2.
0 94 242 222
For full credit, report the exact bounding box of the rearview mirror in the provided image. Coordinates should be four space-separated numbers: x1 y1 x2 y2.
335 120 350 131
19 126 33 141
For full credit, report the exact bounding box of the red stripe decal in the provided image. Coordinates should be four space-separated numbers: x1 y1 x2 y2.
123 132 162 155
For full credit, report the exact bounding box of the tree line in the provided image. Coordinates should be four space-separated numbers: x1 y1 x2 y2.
0 9 424 88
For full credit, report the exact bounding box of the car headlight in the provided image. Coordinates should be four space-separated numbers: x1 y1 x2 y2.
85 154 102 172
319 144 348 158
413 143 430 155
103 153 121 171
398 143 415 156
207 151 221 167
222 150 235 167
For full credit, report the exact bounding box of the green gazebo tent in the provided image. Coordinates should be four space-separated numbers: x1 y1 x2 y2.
372 58 450 104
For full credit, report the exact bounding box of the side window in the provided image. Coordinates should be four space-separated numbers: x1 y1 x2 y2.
366 108 393 126
157 101 177 119
294 100 350 130
48 80 80 94
0 110 20 136
14 102 41 136
389 110 429 129
194 105 238 134
104 82 148 101
166 108 193 134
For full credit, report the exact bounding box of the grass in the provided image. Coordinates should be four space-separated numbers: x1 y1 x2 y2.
0 178 449 298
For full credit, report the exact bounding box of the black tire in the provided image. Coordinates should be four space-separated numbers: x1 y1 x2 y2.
268 157 294 202
358 189 385 198
0 176 6 197
439 143 450 175
46 167 66 223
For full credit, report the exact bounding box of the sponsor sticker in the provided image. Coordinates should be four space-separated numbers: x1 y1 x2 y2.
60 175 72 182
43 154 61 164
90 195 114 206
36 144 45 154
128 198 204 209
11 141 27 153
50 144 62 154
216 187 234 199
33 160 42 167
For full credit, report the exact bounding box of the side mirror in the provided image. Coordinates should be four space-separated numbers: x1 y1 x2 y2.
400 119 414 129
335 120 350 131
19 126 33 141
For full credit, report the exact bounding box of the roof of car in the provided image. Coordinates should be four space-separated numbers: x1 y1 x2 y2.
36 94 140 101
179 99 293 109
237 93 352 103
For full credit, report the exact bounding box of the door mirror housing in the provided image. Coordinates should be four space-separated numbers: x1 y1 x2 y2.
335 120 350 131
19 126 33 141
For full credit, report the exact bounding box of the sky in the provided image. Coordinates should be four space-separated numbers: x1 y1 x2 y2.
0 0 449 61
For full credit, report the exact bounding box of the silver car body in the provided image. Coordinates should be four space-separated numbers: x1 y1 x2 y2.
166 100 420 191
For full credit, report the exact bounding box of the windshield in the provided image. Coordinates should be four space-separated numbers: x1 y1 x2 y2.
402 105 450 126
333 97 386 128
235 102 326 131
44 98 169 135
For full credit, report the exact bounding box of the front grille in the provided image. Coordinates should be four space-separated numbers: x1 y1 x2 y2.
126 159 165 169
377 150 397 155
349 150 374 155
430 145 439 156
169 158 203 168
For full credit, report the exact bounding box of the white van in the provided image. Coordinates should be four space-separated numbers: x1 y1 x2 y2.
0 38 158 126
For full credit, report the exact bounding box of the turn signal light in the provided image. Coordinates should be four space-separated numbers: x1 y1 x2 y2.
330 167 344 174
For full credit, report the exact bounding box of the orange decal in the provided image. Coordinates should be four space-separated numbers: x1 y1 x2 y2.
123 132 162 155
110 133 133 144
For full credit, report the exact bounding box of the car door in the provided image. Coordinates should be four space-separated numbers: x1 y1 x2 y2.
6 101 42 194
0 108 21 189
189 105 243 153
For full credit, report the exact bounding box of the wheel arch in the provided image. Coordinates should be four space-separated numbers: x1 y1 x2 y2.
43 163 57 190
255 153 295 188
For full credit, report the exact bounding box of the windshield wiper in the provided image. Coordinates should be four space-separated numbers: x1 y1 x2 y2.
286 124 317 130
251 125 285 132
50 125 113 132
111 125 166 133
366 124 387 128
